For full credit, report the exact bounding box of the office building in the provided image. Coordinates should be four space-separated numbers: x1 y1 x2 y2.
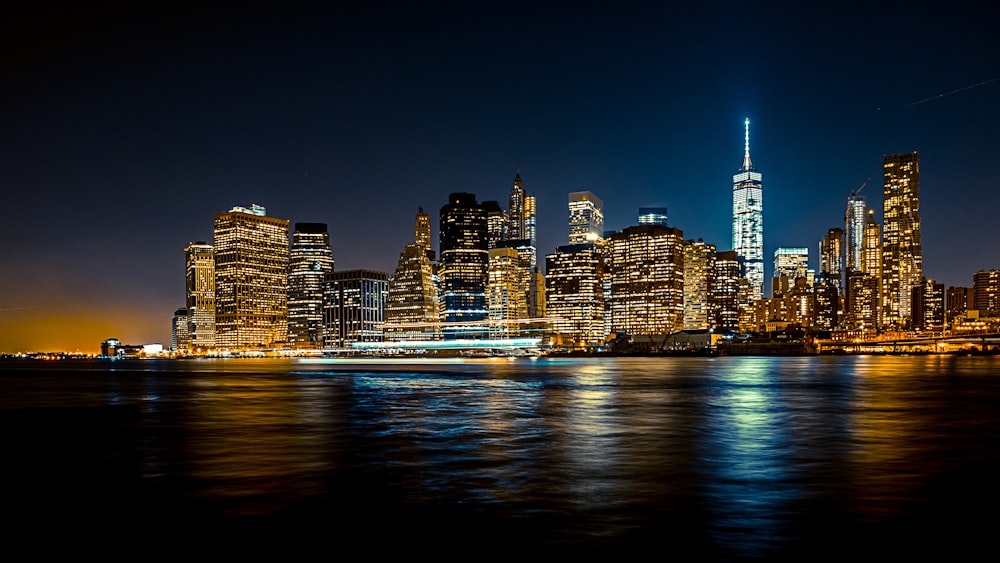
184 241 215 350
732 117 764 300
713 250 741 332
683 239 715 330
172 308 190 351
545 243 605 348
288 223 335 349
607 225 686 336
773 247 809 297
845 190 867 273
488 247 529 334
385 209 440 340
439 192 489 331
323 270 388 348
213 204 289 350
881 151 922 329
568 191 604 244
973 269 1000 317
819 227 844 292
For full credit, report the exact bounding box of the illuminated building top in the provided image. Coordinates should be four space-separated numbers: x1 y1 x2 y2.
732 117 764 300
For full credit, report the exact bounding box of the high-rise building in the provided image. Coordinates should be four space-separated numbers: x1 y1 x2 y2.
881 151 922 330
524 194 537 270
439 192 489 331
607 225 686 336
184 241 215 350
638 207 668 226
911 278 944 333
508 171 526 241
545 243 605 348
845 190 867 273
288 223 335 349
172 308 190 352
972 269 1000 317
819 227 844 292
683 239 716 330
213 204 289 350
568 191 604 244
323 270 388 349
482 200 509 250
385 209 440 340
732 117 764 300
946 286 970 323
415 206 434 260
487 247 529 333
713 250 741 332
773 247 809 297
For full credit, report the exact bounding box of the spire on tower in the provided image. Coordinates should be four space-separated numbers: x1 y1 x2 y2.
742 117 753 171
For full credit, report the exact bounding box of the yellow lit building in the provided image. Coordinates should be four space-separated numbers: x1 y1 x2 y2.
607 225 685 336
683 239 715 330
213 204 289 350
545 242 605 348
288 223 334 349
881 151 922 330
185 241 215 351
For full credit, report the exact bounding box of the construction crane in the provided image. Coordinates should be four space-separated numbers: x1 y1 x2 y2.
852 178 870 196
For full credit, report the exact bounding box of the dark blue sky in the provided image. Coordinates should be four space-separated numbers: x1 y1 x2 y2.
2 1 998 352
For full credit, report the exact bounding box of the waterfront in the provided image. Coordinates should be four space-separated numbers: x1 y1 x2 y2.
2 355 998 558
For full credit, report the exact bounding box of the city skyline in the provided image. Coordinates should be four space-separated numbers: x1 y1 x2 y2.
2 2 998 353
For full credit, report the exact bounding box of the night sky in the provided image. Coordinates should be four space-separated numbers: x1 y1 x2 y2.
2 1 998 353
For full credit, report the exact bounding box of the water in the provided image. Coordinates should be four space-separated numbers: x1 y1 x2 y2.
2 355 998 559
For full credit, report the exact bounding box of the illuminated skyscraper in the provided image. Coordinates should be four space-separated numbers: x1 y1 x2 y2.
683 239 715 330
713 250 741 332
482 200 509 250
845 191 867 273
172 308 190 352
288 223 334 349
732 117 764 300
439 192 488 331
385 208 440 340
524 194 537 270
773 247 808 297
184 241 215 350
819 227 844 291
881 151 922 329
568 191 604 244
545 243 605 348
488 247 529 333
508 171 526 241
323 270 388 348
213 204 289 350
911 278 944 333
607 225 686 336
973 269 1000 317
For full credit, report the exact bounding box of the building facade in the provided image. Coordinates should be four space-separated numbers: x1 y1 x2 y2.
213 204 289 350
439 193 489 333
545 243 605 348
607 225 686 336
287 223 335 349
184 241 215 350
323 270 388 348
881 151 922 330
568 191 605 244
683 239 715 330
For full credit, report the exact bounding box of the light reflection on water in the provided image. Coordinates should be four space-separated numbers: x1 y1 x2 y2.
1 355 999 557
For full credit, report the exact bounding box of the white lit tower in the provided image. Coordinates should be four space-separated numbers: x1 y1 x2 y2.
732 117 764 300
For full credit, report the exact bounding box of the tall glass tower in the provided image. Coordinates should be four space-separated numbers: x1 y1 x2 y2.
732 117 764 300
844 189 867 273
439 192 489 330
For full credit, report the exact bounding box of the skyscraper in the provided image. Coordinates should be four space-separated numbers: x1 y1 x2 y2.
845 190 867 273
607 225 686 336
213 204 289 350
323 270 388 348
683 239 715 330
385 208 440 340
568 191 604 244
184 241 215 351
772 247 808 297
819 227 844 291
508 171 526 241
288 223 335 349
732 117 764 301
439 192 489 330
545 243 605 348
881 151 922 329
713 250 741 332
